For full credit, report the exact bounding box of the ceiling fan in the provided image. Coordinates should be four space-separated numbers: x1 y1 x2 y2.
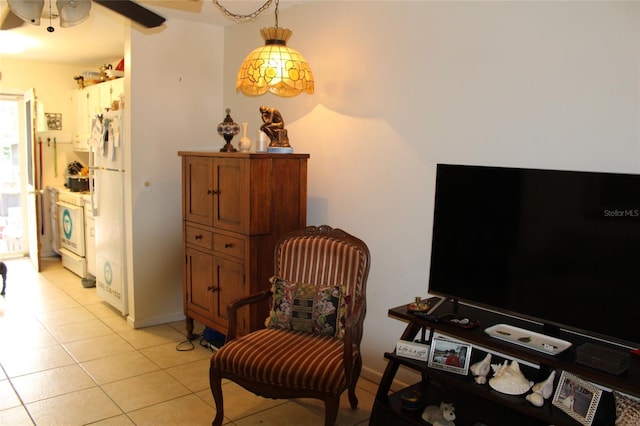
2 0 165 31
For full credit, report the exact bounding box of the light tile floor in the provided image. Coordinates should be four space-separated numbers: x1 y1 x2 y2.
0 257 375 425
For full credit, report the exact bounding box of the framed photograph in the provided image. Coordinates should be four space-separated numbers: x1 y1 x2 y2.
427 331 472 375
45 113 62 130
552 371 602 426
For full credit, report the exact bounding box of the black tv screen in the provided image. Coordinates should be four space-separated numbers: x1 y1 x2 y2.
428 164 640 348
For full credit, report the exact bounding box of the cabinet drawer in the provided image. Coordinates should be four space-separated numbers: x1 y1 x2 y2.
213 233 245 259
185 226 213 249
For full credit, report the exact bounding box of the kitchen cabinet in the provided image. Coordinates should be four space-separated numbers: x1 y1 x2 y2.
370 298 637 425
99 77 124 110
73 78 125 152
178 151 309 339
72 88 91 151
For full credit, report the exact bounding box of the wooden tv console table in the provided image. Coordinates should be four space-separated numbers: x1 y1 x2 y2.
370 298 640 425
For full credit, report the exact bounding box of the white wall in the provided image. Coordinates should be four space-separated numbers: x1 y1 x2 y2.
223 1 640 384
124 18 224 327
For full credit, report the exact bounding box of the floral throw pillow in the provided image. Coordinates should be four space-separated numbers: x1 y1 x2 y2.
265 277 297 330
291 283 347 338
291 283 316 333
312 285 347 339
265 277 348 339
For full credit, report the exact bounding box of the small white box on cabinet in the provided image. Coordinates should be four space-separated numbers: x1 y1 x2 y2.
396 340 430 361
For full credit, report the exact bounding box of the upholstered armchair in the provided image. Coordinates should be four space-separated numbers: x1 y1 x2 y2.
209 225 371 426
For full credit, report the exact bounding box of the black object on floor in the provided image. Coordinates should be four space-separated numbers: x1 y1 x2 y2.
202 327 226 350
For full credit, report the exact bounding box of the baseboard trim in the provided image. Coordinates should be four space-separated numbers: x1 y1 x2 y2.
127 312 185 329
361 365 414 393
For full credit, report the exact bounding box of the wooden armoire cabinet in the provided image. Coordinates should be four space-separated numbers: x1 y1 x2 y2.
178 151 309 339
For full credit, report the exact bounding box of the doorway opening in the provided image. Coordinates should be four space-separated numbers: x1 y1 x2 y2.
0 95 27 258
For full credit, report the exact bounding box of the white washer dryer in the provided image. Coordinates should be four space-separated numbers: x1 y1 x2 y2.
57 190 87 278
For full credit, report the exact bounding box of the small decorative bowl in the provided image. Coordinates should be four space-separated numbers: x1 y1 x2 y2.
400 390 424 411
408 302 430 312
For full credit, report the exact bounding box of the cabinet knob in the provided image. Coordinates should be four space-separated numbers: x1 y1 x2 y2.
194 234 203 240
224 243 232 248
207 189 219 195
207 286 219 292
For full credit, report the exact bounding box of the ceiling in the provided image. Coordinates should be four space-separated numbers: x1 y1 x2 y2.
0 0 304 66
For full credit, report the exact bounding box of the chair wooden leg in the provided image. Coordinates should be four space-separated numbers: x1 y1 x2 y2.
348 383 359 409
209 366 224 426
324 396 341 426
348 357 363 409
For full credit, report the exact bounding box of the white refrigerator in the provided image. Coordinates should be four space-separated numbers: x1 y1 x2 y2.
89 110 128 315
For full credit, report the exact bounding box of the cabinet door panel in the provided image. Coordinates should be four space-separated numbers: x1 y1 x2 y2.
185 248 215 318
87 84 102 117
73 89 91 151
214 158 249 233
107 78 125 107
185 157 214 225
213 256 247 334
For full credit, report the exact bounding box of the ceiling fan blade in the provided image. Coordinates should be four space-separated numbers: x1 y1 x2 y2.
94 0 165 28
1 8 27 30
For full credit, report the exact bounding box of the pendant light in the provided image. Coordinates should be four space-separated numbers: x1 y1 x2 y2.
213 0 314 97
7 0 45 25
236 24 314 97
7 0 91 30
57 0 91 28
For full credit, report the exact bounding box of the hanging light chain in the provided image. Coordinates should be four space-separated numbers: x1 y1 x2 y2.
274 0 279 28
47 0 55 32
211 0 274 22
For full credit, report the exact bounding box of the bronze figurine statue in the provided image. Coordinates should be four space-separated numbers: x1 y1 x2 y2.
259 106 290 147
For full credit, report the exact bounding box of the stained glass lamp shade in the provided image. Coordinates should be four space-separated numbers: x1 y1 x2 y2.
236 27 314 97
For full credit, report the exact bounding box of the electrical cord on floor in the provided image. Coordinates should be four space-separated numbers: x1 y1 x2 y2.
175 329 222 352
175 332 202 352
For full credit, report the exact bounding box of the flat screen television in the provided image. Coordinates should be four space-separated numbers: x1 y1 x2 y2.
428 163 640 349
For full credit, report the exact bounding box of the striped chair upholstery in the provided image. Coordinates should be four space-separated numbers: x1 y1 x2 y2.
210 225 371 426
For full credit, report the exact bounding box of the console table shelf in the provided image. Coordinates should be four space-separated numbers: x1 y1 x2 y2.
370 298 639 425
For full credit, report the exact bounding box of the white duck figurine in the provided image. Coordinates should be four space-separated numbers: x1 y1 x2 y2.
469 353 492 384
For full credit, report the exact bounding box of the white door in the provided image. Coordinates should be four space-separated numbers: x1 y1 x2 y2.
0 94 25 257
25 89 42 271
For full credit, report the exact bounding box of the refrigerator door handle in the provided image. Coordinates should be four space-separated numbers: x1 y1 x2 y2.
89 150 98 217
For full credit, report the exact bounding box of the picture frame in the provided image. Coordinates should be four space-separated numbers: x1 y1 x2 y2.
45 113 62 130
427 331 472 375
552 371 602 426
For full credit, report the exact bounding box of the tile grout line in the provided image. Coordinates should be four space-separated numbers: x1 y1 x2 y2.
1 363 38 426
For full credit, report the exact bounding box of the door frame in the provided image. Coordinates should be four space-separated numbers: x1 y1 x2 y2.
23 88 43 271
